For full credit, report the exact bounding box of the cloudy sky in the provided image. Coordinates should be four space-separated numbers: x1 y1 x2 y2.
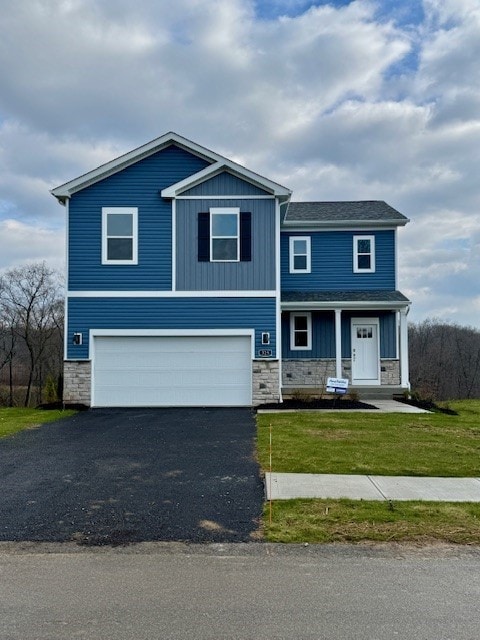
0 0 479 326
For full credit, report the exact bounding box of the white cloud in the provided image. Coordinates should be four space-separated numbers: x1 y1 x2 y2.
0 0 479 326
0 219 64 272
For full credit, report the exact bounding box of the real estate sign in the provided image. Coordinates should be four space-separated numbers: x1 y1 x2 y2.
326 377 349 395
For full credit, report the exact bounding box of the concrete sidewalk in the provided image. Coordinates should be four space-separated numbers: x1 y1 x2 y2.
265 473 480 502
258 399 430 414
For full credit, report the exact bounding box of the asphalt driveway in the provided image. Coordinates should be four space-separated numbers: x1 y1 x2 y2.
0 408 264 544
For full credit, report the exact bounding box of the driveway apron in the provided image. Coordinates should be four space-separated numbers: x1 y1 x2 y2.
0 408 264 544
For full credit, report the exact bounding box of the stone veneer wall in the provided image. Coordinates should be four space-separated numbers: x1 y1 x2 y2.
252 360 280 405
380 360 400 385
282 359 400 387
64 361 91 405
64 359 280 407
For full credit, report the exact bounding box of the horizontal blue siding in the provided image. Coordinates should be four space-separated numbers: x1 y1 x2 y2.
68 145 209 291
67 297 277 359
282 311 397 359
281 230 396 291
176 198 276 290
182 172 270 196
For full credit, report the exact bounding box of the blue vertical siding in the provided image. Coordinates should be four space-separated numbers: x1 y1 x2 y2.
282 311 397 359
176 198 276 290
67 296 277 359
68 145 209 291
281 230 396 291
182 172 270 196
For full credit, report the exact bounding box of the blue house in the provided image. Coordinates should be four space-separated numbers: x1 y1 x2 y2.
52 132 410 407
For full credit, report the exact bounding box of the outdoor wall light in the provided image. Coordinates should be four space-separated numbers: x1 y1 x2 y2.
261 332 270 345
73 332 83 346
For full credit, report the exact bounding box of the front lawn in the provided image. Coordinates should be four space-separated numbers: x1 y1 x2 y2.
258 400 480 544
265 499 480 544
0 407 76 438
257 400 480 477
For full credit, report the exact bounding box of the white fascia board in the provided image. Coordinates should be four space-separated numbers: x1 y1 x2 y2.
281 300 411 311
282 219 409 229
63 197 70 359
68 290 277 298
51 131 291 203
51 132 223 202
161 162 224 197
161 162 291 199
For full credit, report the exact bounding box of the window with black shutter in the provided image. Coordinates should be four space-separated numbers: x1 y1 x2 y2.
198 208 252 262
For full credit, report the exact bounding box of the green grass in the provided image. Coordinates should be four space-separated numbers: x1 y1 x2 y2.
264 499 480 544
258 400 480 544
0 407 76 438
257 400 480 477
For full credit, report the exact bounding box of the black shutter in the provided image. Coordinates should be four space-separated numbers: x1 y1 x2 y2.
240 212 252 261
198 212 210 261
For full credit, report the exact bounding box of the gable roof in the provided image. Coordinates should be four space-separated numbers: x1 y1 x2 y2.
51 131 292 204
161 160 290 200
283 201 409 227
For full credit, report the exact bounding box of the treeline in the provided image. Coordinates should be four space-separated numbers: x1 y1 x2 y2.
409 319 480 401
0 262 64 407
1 262 480 405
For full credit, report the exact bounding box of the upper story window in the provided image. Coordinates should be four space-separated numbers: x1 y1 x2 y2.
198 209 251 263
289 236 311 273
353 235 375 273
102 207 138 265
210 208 239 262
290 312 312 350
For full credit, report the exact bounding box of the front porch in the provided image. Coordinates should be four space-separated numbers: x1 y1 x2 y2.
280 291 411 399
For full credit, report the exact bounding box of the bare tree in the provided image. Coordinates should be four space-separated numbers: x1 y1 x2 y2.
409 319 480 400
0 262 64 407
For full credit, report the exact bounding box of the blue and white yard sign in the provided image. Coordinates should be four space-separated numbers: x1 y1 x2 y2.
326 377 349 395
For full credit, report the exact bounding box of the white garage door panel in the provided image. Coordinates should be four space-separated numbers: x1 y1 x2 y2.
93 336 252 407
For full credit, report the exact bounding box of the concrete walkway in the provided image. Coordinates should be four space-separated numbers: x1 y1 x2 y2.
258 399 430 414
265 473 480 502
367 399 430 413
263 399 479 502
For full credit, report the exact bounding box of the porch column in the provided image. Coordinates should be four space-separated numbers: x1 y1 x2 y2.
335 309 342 379
399 308 410 389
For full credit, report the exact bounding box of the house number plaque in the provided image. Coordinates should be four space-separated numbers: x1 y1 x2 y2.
258 349 273 357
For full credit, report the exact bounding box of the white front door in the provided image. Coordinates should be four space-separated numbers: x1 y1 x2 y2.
351 319 380 384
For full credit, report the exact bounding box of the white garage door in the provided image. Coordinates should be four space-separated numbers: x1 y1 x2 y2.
92 335 252 407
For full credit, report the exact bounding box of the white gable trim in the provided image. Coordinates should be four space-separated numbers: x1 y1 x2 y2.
161 163 291 199
52 132 215 202
51 131 291 203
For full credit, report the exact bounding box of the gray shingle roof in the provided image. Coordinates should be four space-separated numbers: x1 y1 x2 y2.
281 290 410 303
283 201 408 224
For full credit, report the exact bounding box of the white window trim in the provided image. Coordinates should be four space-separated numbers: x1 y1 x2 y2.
102 207 138 265
353 235 375 273
289 236 311 273
209 207 240 263
290 312 312 351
